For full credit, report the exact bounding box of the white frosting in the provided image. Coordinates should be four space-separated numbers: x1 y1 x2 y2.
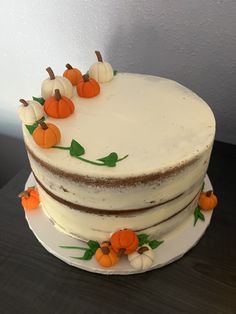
22 73 215 242
23 73 215 178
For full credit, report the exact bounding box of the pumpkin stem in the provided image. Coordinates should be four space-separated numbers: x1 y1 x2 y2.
117 248 126 257
39 121 48 130
66 63 73 70
138 246 149 255
206 190 213 197
101 246 110 255
18 191 30 198
46 67 55 80
83 73 90 82
95 50 103 62
19 99 29 107
54 89 62 101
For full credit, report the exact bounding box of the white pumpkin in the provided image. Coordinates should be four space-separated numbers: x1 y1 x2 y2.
41 67 73 100
89 51 114 83
128 245 154 270
18 99 44 125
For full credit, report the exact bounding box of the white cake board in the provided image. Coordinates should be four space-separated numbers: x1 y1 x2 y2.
24 173 213 275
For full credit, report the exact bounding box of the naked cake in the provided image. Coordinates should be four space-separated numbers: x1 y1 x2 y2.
18 51 217 271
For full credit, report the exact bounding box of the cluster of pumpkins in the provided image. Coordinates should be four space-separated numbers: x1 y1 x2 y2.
95 229 155 270
18 51 114 148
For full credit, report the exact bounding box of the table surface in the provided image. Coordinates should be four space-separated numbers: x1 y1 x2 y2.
0 141 235 314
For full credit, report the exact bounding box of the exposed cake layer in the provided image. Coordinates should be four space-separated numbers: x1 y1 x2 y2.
36 178 201 241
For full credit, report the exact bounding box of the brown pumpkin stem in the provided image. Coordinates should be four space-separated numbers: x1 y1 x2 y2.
138 246 149 255
206 190 213 197
19 99 29 107
46 67 55 80
83 73 90 82
95 50 103 62
66 63 73 70
102 241 111 246
101 246 110 255
54 89 62 101
39 121 48 130
117 248 126 257
18 191 29 198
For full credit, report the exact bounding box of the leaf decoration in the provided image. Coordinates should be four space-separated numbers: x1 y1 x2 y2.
70 139 85 157
87 240 100 254
98 152 118 167
138 234 164 250
33 96 45 106
138 234 149 246
71 249 94 261
194 206 205 226
149 240 164 250
25 116 45 135
113 70 118 76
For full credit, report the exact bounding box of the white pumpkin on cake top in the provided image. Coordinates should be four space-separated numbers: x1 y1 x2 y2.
128 245 154 270
18 99 44 125
41 67 73 100
89 51 114 83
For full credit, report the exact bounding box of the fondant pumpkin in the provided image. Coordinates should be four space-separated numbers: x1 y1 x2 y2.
95 242 119 267
89 50 114 83
111 229 138 255
76 74 100 98
18 187 40 210
18 99 44 125
44 89 75 119
128 245 154 270
41 67 73 100
32 121 61 148
198 190 218 211
63 63 82 86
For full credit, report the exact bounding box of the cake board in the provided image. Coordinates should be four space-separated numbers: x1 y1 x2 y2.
24 173 213 275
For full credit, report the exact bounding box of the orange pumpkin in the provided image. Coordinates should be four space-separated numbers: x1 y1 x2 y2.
44 89 75 119
111 229 138 256
63 63 82 86
198 190 218 211
76 74 100 98
18 187 40 210
33 121 61 148
95 242 119 267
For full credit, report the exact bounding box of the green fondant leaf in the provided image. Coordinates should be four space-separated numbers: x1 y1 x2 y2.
59 246 87 250
87 240 100 253
70 139 85 157
194 206 205 226
33 96 45 106
149 240 164 250
138 234 149 246
25 116 45 135
98 152 118 167
71 249 94 261
113 70 118 76
25 122 38 135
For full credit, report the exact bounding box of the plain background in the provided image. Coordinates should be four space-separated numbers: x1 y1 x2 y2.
0 0 236 185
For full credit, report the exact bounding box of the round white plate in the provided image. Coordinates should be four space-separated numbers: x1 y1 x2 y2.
24 173 213 275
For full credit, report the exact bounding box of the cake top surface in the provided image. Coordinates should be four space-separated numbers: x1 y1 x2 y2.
23 73 215 178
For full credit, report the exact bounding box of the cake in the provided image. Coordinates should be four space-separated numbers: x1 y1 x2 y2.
18 52 217 271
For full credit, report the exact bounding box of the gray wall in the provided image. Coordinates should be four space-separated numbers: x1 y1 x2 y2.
0 0 235 146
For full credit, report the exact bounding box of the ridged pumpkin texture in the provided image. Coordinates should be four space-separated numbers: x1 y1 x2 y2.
44 89 75 119
63 64 82 86
33 122 61 148
77 74 100 98
95 242 119 267
111 229 139 255
198 190 218 211
19 187 40 210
